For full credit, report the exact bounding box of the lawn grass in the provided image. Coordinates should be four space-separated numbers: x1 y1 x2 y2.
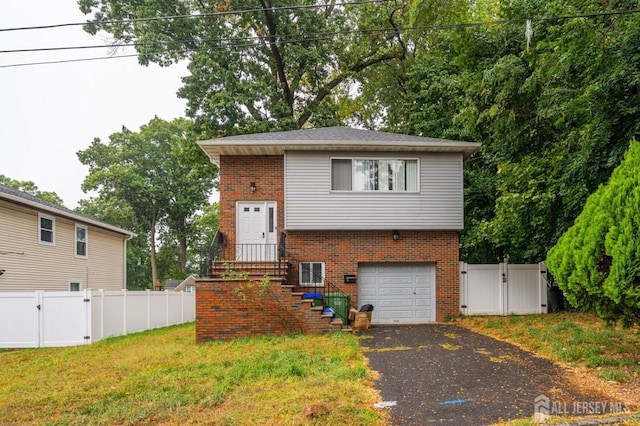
455 312 640 385
0 323 386 425
454 312 640 425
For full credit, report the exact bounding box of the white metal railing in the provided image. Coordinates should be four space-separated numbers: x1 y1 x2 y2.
0 289 195 348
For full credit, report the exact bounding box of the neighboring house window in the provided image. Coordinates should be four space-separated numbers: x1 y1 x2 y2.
300 262 325 287
186 285 195 293
69 281 81 291
75 225 88 258
38 213 55 245
331 158 419 191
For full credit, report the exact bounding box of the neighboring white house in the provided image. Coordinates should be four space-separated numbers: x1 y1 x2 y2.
164 275 197 292
0 183 135 292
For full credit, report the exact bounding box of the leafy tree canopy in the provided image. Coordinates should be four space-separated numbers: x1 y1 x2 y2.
0 175 65 206
547 140 640 326
78 0 408 134
77 117 217 287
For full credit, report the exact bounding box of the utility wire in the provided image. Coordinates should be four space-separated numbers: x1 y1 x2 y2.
6 6 640 55
2 7 640 68
0 0 392 32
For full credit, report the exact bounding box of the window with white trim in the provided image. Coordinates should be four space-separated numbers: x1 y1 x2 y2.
38 213 55 245
69 281 82 291
75 225 88 258
331 158 419 191
299 262 325 287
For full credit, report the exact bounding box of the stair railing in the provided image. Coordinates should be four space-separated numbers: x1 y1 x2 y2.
312 272 354 326
206 230 224 276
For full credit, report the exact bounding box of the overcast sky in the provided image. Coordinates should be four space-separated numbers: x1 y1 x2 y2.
0 1 191 208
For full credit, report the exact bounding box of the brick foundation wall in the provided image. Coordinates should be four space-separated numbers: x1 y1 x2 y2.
196 277 340 342
285 230 460 322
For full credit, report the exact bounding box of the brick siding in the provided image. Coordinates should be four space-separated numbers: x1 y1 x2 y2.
197 154 460 341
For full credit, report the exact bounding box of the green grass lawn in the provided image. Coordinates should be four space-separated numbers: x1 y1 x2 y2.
454 312 640 425
0 324 386 425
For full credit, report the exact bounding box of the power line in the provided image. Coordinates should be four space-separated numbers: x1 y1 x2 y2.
6 6 640 56
0 0 392 33
2 7 640 69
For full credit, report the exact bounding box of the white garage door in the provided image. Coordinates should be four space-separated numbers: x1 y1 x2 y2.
358 263 436 324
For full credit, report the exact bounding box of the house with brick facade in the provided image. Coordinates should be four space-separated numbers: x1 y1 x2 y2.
196 126 479 341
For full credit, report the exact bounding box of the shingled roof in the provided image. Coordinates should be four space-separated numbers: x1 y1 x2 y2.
198 126 480 165
0 183 135 237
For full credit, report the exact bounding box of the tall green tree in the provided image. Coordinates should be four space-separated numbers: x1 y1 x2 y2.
79 0 408 134
75 196 151 290
77 117 217 287
362 0 640 263
547 140 640 325
0 175 65 206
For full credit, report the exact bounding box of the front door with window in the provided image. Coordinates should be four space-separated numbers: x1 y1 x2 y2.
236 202 277 261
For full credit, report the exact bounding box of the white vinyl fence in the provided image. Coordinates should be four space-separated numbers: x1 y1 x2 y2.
459 262 548 316
0 289 195 348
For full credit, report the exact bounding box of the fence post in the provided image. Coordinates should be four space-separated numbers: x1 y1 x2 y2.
83 289 92 344
146 289 151 330
122 289 128 335
539 261 548 314
499 263 508 316
459 262 468 316
99 289 104 341
36 290 44 348
180 292 184 322
165 290 170 327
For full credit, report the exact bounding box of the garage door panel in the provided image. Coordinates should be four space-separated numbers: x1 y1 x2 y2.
379 287 413 296
378 299 414 308
378 310 414 319
359 288 377 297
378 276 414 285
415 310 434 318
358 263 436 324
377 265 414 273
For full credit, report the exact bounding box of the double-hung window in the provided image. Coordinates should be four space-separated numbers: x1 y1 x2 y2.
300 262 324 287
38 213 55 245
331 158 419 192
75 225 88 258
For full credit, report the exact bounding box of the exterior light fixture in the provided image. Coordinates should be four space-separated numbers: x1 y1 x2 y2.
0 269 5 276
250 182 257 192
392 230 399 241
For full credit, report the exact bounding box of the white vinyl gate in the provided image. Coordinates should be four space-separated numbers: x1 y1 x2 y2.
0 289 195 348
459 262 548 316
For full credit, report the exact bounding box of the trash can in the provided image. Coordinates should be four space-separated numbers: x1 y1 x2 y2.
325 292 350 325
548 286 564 312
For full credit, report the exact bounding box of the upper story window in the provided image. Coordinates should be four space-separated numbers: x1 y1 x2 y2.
75 225 88 258
331 158 419 192
38 213 55 245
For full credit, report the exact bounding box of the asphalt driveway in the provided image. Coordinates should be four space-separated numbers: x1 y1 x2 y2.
360 324 608 425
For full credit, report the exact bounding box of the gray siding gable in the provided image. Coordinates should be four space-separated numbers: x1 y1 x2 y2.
285 151 464 230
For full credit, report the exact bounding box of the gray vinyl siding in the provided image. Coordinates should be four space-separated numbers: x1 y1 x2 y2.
284 151 464 230
0 200 126 292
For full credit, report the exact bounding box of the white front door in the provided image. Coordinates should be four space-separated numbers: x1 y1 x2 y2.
237 202 277 261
